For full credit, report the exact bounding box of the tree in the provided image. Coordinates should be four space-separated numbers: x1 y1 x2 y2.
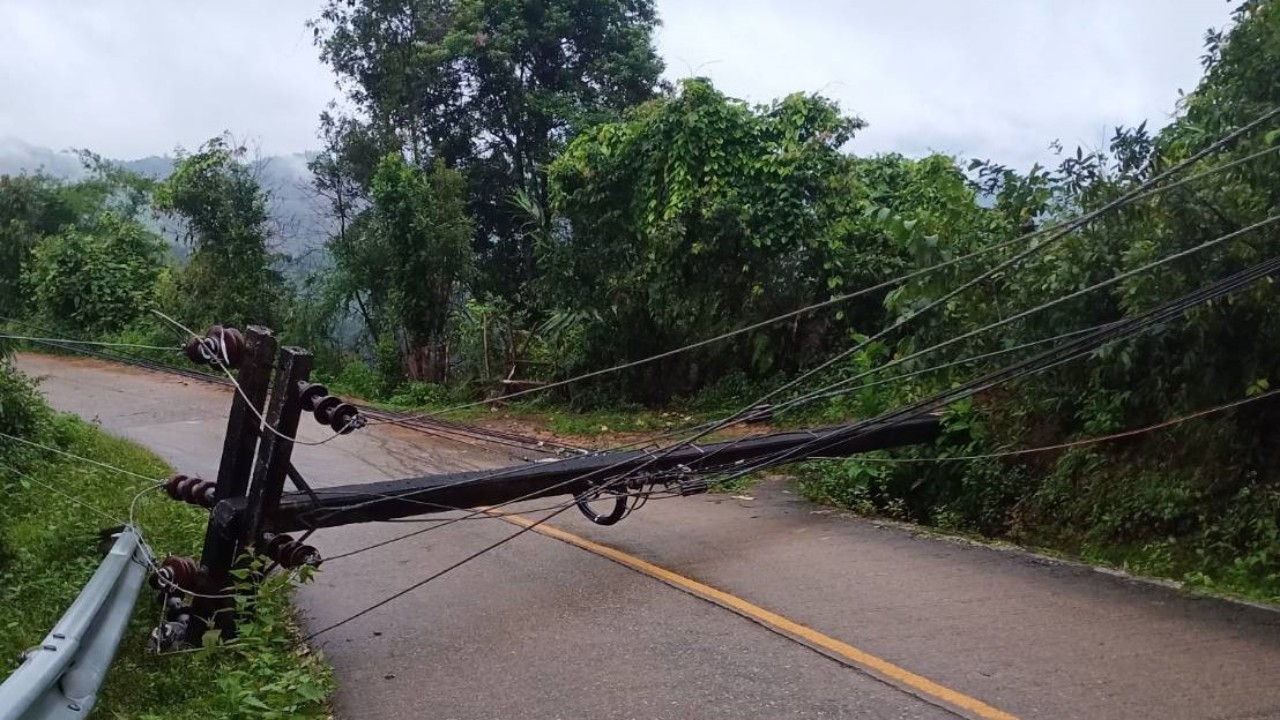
311 0 664 299
544 79 933 401
153 136 287 329
330 154 475 383
0 174 79 318
24 213 165 335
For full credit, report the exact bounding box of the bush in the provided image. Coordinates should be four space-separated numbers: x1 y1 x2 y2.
0 358 51 469
387 381 453 408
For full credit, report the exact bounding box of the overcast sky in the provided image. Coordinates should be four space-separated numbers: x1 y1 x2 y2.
0 1 1236 169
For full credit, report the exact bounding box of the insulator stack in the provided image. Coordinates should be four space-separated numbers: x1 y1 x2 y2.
164 474 217 508
262 533 321 568
297 381 364 434
183 325 245 368
150 556 204 593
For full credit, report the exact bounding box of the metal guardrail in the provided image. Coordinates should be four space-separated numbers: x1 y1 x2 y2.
0 527 148 720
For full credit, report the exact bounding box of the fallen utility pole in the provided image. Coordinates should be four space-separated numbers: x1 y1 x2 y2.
264 417 942 532
153 324 941 643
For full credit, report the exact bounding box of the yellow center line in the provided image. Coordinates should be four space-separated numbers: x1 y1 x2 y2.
494 511 1019 720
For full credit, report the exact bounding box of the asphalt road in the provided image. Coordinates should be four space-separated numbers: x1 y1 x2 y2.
16 353 1280 720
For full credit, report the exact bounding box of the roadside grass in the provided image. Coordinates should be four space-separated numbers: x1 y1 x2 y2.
792 457 1280 608
315 368 755 445
0 411 333 719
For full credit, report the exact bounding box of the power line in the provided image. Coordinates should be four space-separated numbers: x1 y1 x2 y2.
311 209 1280 563
369 111 1280 427
309 233 1280 579
309 297 1277 637
0 332 180 351
826 386 1280 464
304 502 577 640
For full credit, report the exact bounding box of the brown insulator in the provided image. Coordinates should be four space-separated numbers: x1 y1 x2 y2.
329 403 361 434
163 474 217 507
150 556 203 593
262 533 321 568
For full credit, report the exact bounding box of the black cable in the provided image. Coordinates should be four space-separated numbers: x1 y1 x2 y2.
307 208 1279 560
715 252 1280 484
304 502 578 640
689 211 1280 474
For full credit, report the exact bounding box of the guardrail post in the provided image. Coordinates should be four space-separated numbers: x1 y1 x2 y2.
187 326 276 645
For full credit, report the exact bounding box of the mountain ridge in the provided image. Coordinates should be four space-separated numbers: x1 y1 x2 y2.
0 138 326 258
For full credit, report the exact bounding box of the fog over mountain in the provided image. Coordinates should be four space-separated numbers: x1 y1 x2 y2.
0 137 328 261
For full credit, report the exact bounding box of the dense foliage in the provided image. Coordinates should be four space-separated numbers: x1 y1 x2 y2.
25 213 165 335
329 154 475 383
545 80 1001 401
310 0 664 300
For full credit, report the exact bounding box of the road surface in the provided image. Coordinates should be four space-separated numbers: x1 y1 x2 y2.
16 353 1280 720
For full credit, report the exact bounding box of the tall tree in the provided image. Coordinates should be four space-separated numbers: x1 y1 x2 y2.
330 153 475 383
0 174 79 318
543 79 935 400
153 136 287 329
311 0 664 299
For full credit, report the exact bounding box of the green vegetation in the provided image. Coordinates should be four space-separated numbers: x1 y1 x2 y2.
0 361 332 718
1 0 1279 626
795 1 1280 600
152 137 288 331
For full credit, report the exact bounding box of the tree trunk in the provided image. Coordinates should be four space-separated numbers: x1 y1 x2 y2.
404 338 448 384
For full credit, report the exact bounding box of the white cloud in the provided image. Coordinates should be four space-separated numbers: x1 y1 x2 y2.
0 0 1238 167
656 0 1235 168
0 0 333 158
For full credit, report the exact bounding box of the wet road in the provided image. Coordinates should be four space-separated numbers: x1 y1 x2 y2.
18 353 1280 720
